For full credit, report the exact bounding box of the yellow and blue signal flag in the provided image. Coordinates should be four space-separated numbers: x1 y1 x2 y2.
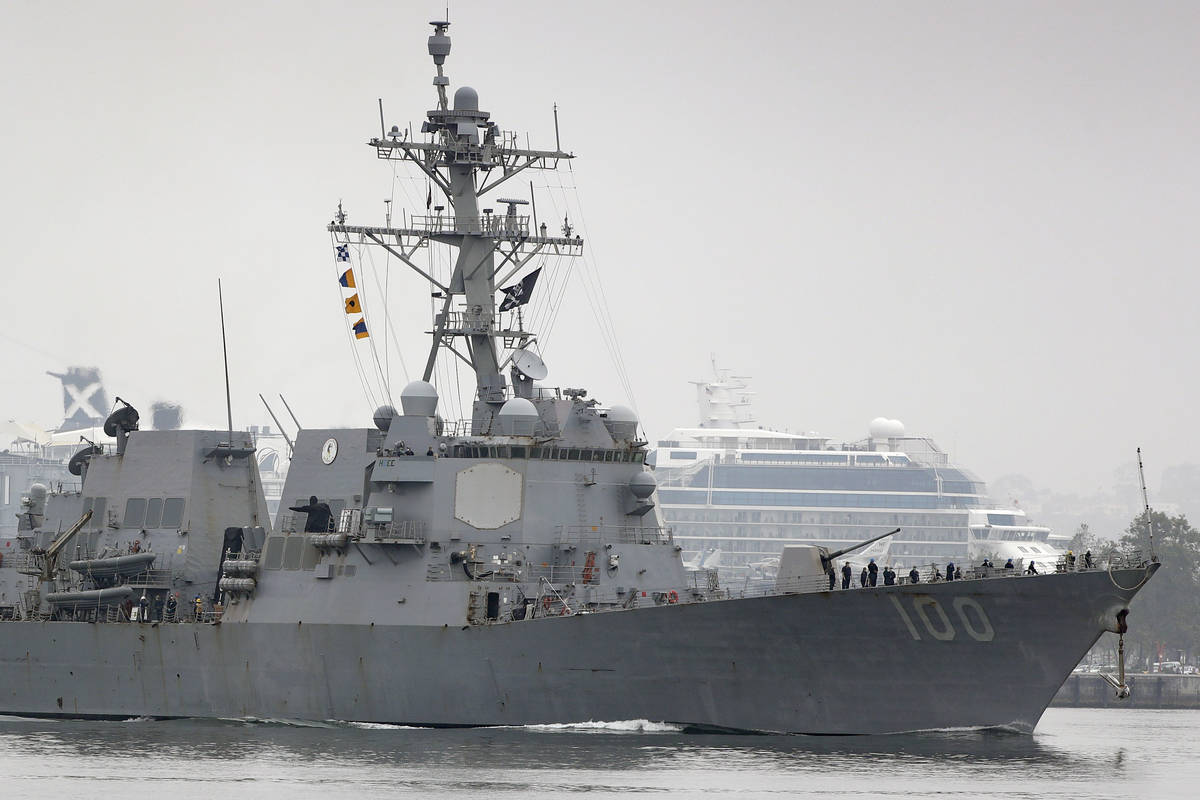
345 293 361 314
352 318 369 339
339 268 356 289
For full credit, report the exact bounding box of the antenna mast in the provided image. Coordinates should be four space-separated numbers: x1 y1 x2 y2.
1136 448 1157 562
218 279 234 447
329 20 582 418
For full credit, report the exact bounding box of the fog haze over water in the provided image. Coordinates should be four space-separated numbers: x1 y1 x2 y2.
2 1 1197 503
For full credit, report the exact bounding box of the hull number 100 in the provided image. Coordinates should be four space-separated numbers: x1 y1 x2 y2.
888 595 995 642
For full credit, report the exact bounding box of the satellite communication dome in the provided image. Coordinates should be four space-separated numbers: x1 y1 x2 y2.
629 471 657 499
373 405 398 431
28 483 47 501
606 405 638 424
453 86 479 111
497 397 539 435
604 404 639 441
400 381 439 417
868 417 905 439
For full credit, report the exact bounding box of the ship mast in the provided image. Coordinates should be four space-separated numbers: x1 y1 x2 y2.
328 21 583 410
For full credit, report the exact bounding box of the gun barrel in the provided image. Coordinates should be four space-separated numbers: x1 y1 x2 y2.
827 527 900 562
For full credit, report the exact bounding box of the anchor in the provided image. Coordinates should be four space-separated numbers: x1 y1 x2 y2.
1100 609 1132 699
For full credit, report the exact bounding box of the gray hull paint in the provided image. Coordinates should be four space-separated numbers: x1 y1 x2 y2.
0 568 1149 734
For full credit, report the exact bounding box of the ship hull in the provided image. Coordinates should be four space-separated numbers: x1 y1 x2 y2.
0 568 1152 734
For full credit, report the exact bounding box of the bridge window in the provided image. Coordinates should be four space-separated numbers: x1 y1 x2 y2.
145 498 164 528
161 497 185 528
124 497 147 529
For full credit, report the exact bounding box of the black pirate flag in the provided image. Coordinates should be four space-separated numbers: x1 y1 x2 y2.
498 267 542 312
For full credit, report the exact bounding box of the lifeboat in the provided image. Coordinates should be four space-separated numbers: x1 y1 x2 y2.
46 585 134 609
68 552 157 580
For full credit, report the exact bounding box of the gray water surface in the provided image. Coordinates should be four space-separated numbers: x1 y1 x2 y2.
1 708 1193 799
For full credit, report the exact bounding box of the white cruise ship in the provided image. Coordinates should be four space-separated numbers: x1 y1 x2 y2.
651 363 1063 578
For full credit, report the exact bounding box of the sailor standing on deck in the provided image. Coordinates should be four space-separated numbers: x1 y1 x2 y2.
841 561 852 589
289 495 334 533
908 566 920 584
859 567 868 588
946 560 956 582
867 558 879 587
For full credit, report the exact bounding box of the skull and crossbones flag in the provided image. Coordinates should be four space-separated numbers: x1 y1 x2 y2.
498 267 542 312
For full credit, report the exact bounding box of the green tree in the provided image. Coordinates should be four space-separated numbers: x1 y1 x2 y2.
1118 511 1200 664
1068 523 1118 561
1068 523 1096 553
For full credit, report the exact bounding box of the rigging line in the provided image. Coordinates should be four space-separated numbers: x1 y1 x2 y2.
348 246 385 411
329 235 378 414
336 265 377 413
539 178 629 404
360 230 411 387
528 179 573 345
529 255 565 344
356 246 396 405
356 246 391 401
570 179 638 410
527 252 565 336
578 257 636 408
571 227 633 401
348 290 382 411
540 256 575 351
537 273 579 358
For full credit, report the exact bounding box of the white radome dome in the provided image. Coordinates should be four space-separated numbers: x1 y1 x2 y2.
400 381 439 417
498 397 539 435
868 417 905 439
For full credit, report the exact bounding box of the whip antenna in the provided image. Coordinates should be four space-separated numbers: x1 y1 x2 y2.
1136 447 1157 562
218 279 234 447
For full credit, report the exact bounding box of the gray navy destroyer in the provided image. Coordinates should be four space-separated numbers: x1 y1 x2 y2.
0 22 1158 734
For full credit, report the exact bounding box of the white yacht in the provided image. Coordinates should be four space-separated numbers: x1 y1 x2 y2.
652 362 1063 579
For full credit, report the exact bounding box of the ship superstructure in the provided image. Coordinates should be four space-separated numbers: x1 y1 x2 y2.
655 364 1062 577
0 22 1155 734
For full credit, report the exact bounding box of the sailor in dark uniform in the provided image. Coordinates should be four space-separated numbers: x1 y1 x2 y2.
288 495 334 533
841 561 852 589
908 566 920 584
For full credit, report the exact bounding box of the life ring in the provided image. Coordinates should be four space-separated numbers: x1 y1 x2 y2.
667 590 679 604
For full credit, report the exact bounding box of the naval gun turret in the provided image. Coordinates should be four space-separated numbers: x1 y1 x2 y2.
774 527 900 592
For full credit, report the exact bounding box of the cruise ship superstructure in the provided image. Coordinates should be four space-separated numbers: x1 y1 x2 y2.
655 363 1064 577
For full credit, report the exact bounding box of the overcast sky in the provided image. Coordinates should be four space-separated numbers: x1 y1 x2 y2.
2 1 1196 496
